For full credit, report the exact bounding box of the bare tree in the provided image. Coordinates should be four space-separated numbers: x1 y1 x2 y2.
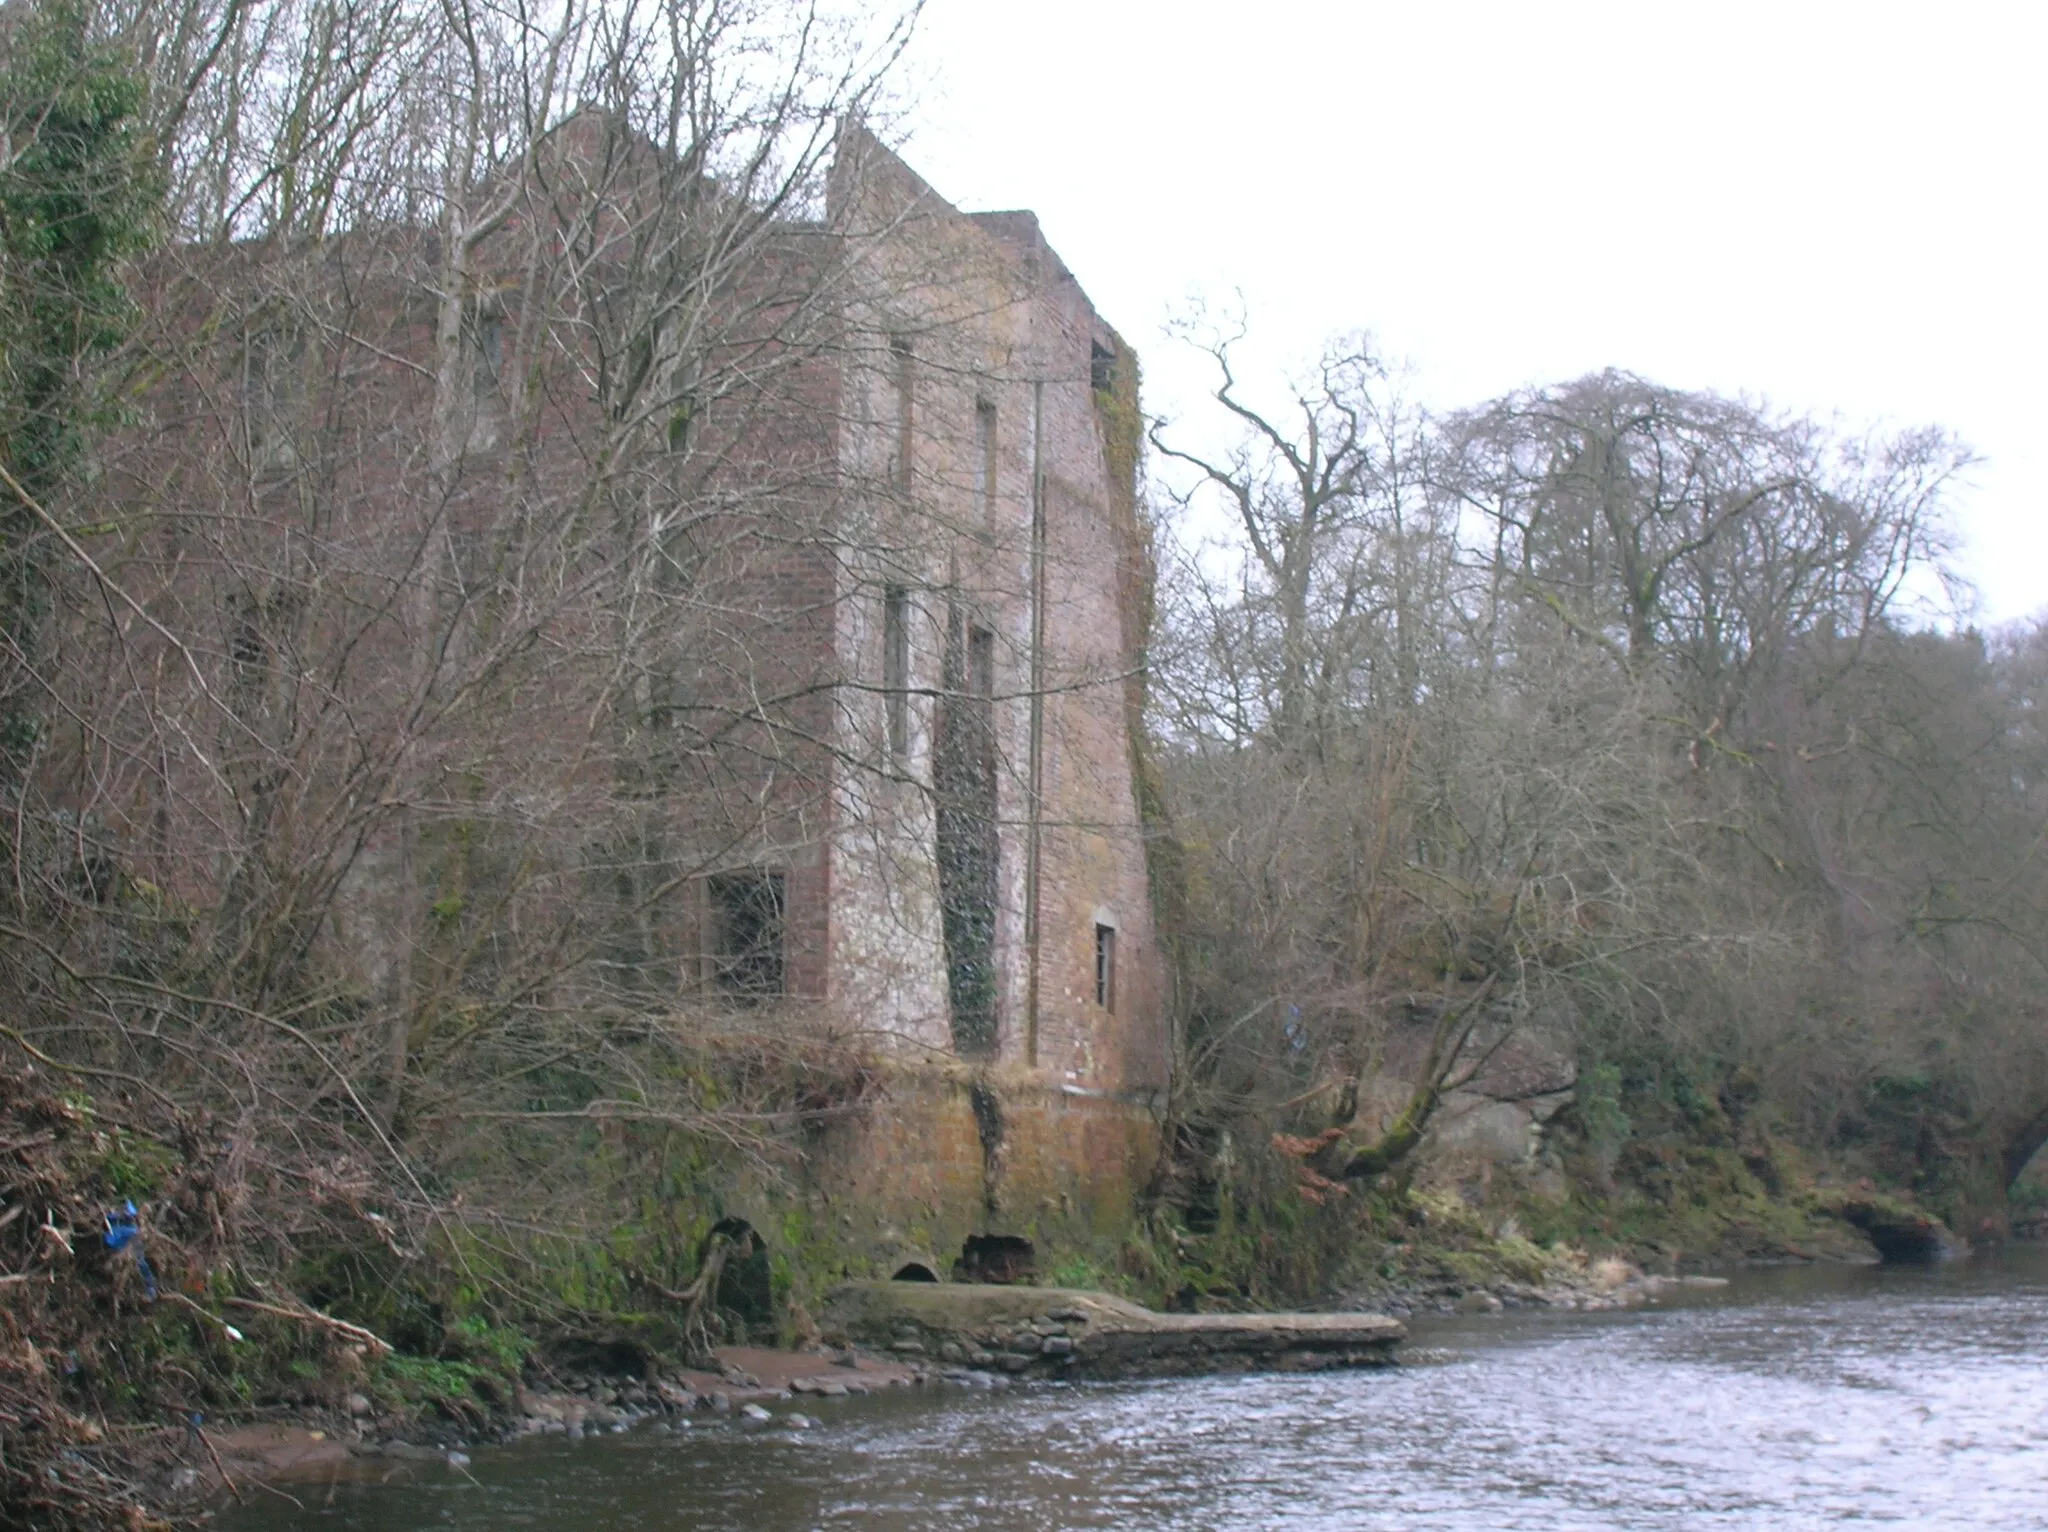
1144 336 2024 1249
3 0 940 1332
1439 371 1968 742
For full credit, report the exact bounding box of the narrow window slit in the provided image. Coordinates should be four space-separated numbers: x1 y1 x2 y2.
883 585 909 762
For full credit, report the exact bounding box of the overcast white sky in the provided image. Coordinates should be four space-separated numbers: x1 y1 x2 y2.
894 0 2046 624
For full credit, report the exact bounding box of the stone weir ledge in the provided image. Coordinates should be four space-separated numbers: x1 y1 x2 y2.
821 1282 1405 1381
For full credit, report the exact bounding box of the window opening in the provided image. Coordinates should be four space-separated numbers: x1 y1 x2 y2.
1089 340 1115 396
245 326 303 472
969 622 994 702
974 400 998 527
883 585 909 762
1095 923 1116 1012
228 613 265 672
937 610 999 1055
663 347 700 454
665 389 696 453
890 337 914 496
707 870 785 999
470 310 504 403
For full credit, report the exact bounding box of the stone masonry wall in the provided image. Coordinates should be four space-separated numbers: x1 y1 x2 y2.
823 132 1167 1111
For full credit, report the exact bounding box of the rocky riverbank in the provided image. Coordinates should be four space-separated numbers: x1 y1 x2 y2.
154 1246 1892 1519
149 1342 925 1509
174 1283 1407 1504
148 1285 1408 1511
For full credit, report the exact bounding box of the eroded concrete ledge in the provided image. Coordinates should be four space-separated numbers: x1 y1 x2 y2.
821 1282 1404 1380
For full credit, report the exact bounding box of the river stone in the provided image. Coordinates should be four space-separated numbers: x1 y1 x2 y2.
1041 1335 1075 1356
938 1341 966 1362
740 1403 772 1424
816 1380 849 1397
346 1392 373 1417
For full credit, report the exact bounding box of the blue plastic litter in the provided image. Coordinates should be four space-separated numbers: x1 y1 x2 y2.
102 1201 157 1298
102 1201 138 1252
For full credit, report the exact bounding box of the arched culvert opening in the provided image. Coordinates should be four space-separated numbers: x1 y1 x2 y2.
890 1261 940 1283
954 1232 1035 1284
703 1217 774 1336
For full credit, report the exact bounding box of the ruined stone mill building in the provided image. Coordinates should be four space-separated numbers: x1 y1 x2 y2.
814 135 1168 1256
85 124 1168 1265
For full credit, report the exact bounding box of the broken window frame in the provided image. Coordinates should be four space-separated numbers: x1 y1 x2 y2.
705 868 786 1001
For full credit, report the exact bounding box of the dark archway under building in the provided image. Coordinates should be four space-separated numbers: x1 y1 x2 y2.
954 1232 1034 1284
705 1216 775 1337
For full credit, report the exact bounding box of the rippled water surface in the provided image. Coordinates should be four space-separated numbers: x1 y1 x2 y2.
224 1248 2048 1531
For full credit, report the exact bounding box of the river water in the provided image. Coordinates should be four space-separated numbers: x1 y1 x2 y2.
224 1247 2048 1531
